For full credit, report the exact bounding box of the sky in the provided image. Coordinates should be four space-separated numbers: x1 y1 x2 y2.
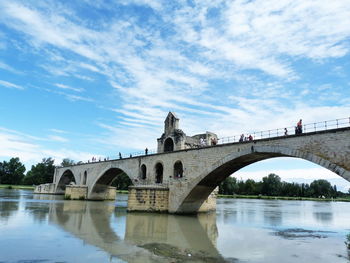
0 0 350 191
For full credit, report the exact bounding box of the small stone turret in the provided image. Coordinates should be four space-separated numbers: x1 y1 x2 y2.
157 112 186 153
164 112 179 135
157 112 218 153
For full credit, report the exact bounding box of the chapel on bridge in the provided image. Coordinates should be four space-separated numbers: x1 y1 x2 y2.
157 112 218 153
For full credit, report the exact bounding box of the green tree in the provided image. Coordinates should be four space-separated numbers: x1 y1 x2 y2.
111 172 132 190
219 177 237 195
0 157 26 185
309 179 333 198
261 173 282 196
280 182 300 197
61 158 75 167
23 158 55 185
243 179 257 195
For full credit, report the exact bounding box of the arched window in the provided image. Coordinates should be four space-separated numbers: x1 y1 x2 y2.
155 163 163 184
83 171 87 185
164 137 174 152
140 164 147 180
174 161 183 178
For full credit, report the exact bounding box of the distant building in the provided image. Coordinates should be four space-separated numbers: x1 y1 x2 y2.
157 112 218 153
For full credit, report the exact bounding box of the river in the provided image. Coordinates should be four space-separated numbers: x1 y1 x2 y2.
0 189 349 262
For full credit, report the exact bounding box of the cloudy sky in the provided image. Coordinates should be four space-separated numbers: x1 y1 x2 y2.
0 0 349 190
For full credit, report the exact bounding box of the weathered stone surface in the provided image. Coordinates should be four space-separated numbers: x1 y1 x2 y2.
65 185 87 200
37 117 350 214
127 186 169 212
34 183 56 194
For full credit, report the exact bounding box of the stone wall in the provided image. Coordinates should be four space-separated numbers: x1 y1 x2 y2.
127 185 217 213
127 186 169 212
65 185 88 200
105 186 117 200
34 183 56 194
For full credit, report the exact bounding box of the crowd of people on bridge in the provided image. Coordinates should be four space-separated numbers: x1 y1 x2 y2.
239 134 253 142
199 137 219 147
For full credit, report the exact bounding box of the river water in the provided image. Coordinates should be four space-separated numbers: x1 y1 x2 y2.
0 189 349 263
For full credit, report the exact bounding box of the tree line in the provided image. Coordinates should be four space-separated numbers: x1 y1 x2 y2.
0 157 55 185
219 173 349 198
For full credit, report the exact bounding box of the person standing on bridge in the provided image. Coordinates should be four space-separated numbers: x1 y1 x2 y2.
145 148 148 155
284 128 288 136
296 119 303 134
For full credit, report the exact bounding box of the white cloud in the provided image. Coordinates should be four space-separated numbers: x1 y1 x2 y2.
64 94 93 102
55 83 84 92
49 128 67 134
0 0 349 180
0 79 24 90
47 135 69 143
0 61 21 74
0 127 95 168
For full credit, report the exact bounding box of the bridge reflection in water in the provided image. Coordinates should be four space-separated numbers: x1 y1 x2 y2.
47 199 223 262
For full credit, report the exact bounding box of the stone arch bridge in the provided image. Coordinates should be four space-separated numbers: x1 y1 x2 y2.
36 126 350 214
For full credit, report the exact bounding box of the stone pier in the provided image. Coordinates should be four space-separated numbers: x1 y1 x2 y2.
127 185 217 213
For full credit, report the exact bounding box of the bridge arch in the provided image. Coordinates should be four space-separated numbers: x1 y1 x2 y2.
56 169 77 194
174 145 350 213
89 167 131 200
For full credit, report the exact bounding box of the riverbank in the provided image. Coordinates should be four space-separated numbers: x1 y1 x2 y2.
116 190 128 194
0 184 35 190
217 194 350 202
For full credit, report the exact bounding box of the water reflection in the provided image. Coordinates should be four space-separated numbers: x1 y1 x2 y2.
125 212 219 257
49 201 124 249
312 202 334 224
0 199 19 223
24 202 50 223
2 190 350 263
47 200 223 262
263 209 282 226
313 212 333 223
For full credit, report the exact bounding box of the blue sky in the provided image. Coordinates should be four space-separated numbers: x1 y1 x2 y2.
0 0 350 190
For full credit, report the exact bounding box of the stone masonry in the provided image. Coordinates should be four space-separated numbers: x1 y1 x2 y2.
35 113 350 214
